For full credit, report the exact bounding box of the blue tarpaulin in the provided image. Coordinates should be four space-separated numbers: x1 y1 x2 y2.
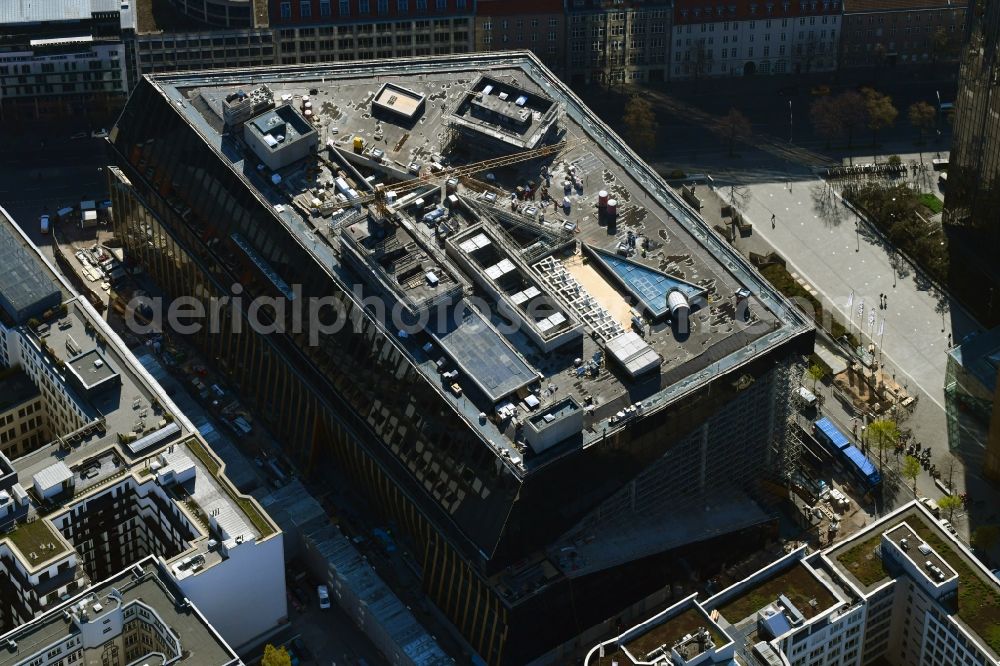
814 417 850 451
842 445 881 485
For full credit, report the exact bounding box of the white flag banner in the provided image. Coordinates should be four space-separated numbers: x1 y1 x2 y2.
857 299 864 319
878 319 885 338
868 307 876 329
847 291 854 310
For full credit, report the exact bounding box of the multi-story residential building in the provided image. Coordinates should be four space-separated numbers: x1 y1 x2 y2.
107 52 812 664
0 0 133 119
0 555 242 666
0 370 48 460
944 0 1000 328
268 0 474 65
839 0 967 69
670 0 842 80
475 0 566 75
587 500 1000 666
565 0 673 86
0 205 286 652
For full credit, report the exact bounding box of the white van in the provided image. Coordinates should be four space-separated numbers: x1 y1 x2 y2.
39 215 50 234
795 386 817 408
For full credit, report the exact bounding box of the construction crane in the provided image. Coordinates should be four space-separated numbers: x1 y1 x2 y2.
327 137 580 214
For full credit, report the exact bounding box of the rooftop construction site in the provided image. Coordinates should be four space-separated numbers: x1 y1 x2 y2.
150 56 810 478
109 53 816 663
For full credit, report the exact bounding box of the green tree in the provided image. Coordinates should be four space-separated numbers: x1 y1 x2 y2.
262 644 292 666
861 88 899 152
908 101 937 143
902 455 921 494
622 95 658 152
866 419 900 469
938 494 962 521
719 107 752 157
807 363 826 391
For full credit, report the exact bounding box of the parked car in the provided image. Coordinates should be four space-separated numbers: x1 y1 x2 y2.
940 519 957 535
91 128 109 139
317 584 331 609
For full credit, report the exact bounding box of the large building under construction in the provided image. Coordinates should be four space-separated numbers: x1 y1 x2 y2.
107 52 813 664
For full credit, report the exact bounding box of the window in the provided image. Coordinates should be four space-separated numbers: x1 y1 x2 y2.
359 0 370 13
416 0 427 10
300 0 311 17
280 1 291 18
378 0 387 13
320 0 331 15
436 0 446 9
339 0 349 15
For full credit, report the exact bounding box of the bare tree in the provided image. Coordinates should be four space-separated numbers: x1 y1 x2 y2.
862 87 898 151
908 101 937 143
873 42 888 70
728 183 750 208
622 95 658 151
718 108 752 157
810 96 844 148
835 90 868 149
686 41 714 81
931 27 959 62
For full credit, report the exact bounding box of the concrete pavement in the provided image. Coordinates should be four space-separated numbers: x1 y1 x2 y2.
713 157 981 412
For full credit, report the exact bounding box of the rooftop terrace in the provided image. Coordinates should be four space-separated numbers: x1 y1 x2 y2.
139 52 811 478
622 603 727 663
828 503 1000 659
714 562 838 625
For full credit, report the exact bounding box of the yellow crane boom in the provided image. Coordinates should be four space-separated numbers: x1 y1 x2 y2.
330 137 578 212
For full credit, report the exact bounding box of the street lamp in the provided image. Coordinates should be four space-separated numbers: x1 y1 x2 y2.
855 219 860 252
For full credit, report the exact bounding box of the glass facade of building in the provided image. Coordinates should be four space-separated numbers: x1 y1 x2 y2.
944 0 1000 326
108 71 810 663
